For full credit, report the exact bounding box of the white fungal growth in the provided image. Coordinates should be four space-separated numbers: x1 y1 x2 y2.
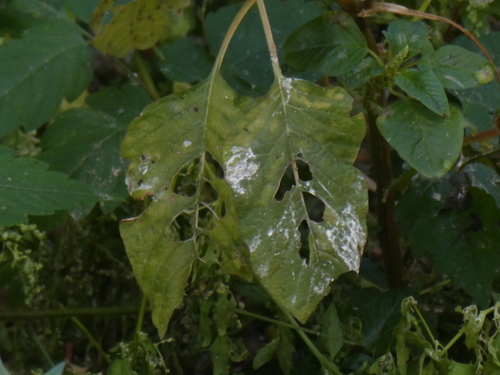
183 140 192 147
432 192 441 201
248 235 261 253
325 204 364 271
267 229 274 237
257 262 269 278
282 77 293 104
225 146 259 195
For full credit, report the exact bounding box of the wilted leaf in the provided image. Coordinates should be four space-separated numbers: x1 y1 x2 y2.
419 45 494 90
383 20 428 59
120 72 252 335
92 0 193 57
224 77 367 322
0 20 92 137
395 69 449 116
0 146 100 226
283 11 369 77
378 100 464 178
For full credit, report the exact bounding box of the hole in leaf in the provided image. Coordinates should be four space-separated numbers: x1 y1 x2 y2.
198 204 216 231
151 160 155 164
298 220 310 265
201 182 218 204
297 152 303 158
303 192 325 223
274 164 296 201
296 160 312 181
166 212 194 242
220 202 226 218
137 179 143 186
206 152 224 179
173 158 200 197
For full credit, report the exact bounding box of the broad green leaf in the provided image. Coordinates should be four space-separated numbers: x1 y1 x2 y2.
38 85 150 211
395 69 449 116
210 335 230 375
383 20 428 59
253 338 279 369
205 0 323 95
451 32 500 132
0 20 93 137
410 189 500 307
283 11 369 77
462 163 500 209
92 0 193 57
277 326 295 375
0 146 100 226
224 77 367 322
320 302 343 361
159 38 214 83
448 361 475 375
378 100 464 178
65 0 102 22
338 57 383 89
120 72 252 335
418 45 494 90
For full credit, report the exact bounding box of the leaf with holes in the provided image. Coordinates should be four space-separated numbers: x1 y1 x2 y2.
223 77 367 322
91 0 193 58
119 72 252 336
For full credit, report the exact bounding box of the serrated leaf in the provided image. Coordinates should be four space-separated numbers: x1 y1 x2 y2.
383 20 428 59
395 69 449 116
0 20 92 137
224 77 367 322
283 11 369 77
419 45 494 90
92 0 192 57
120 72 252 335
378 100 464 178
253 338 279 369
159 37 214 83
205 0 322 95
0 146 100 226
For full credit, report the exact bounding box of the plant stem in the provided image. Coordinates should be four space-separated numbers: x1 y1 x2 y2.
71 317 111 364
411 304 437 350
282 309 343 375
133 52 161 100
132 294 148 365
256 0 282 77
419 279 451 296
0 307 141 320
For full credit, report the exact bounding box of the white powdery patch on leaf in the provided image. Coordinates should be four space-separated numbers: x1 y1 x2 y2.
225 146 259 195
248 235 261 253
281 77 293 104
325 203 364 271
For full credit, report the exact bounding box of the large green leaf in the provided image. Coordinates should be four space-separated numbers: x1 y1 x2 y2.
418 45 494 90
283 11 369 77
462 163 500 209
204 0 322 95
119 73 252 336
91 0 192 57
224 77 367 322
0 20 92 137
395 69 449 116
0 146 100 226
383 20 428 59
378 100 464 178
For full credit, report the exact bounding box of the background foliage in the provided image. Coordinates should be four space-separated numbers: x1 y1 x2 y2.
1 0 500 374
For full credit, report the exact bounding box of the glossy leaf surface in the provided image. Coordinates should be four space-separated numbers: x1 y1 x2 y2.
378 100 464 178
0 20 92 137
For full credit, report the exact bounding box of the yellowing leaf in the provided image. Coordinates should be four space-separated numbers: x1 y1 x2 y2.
92 0 192 57
224 77 367 322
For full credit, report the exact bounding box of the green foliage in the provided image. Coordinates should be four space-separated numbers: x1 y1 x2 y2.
2 0 500 374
